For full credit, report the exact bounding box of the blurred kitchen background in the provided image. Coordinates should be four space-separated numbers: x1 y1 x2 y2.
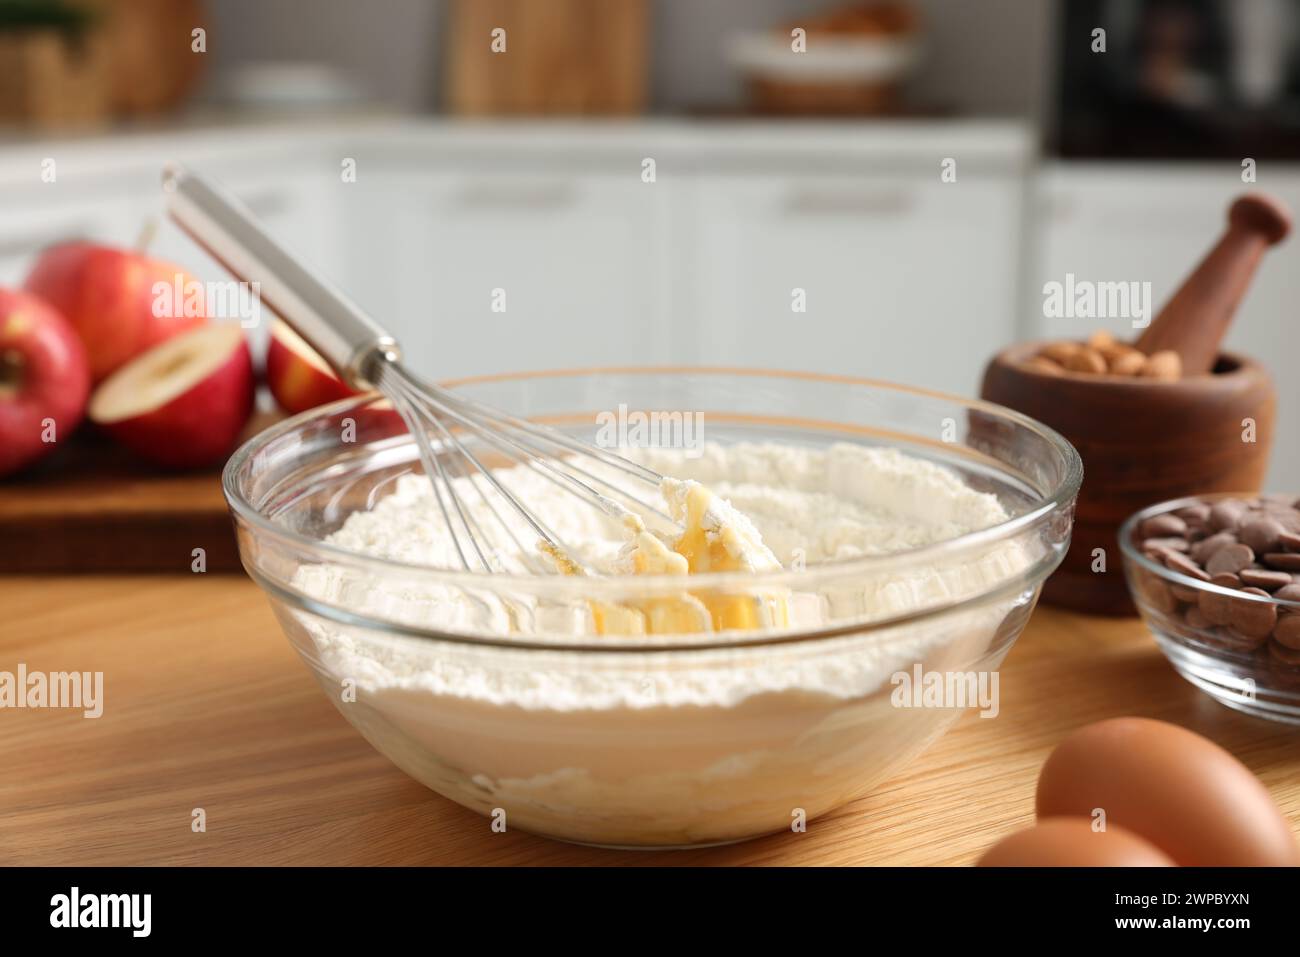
3 0 1300 483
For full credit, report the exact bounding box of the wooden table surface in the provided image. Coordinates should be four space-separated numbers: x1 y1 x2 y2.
2 574 1297 866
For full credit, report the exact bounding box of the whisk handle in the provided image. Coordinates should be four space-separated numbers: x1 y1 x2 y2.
162 164 400 388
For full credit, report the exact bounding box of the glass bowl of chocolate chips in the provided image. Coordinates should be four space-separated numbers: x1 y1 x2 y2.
1121 494 1300 724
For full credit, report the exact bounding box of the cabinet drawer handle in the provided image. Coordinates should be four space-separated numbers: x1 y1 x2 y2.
782 188 914 216
449 182 578 211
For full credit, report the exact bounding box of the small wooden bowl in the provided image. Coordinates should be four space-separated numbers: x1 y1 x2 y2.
980 342 1276 615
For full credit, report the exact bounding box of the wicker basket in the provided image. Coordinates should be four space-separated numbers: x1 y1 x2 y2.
0 28 110 129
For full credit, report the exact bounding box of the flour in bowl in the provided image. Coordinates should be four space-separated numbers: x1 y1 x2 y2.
285 440 1040 845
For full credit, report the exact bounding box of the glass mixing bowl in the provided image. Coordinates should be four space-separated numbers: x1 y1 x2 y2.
225 368 1081 848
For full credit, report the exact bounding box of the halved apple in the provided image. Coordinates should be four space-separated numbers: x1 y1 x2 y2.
89 323 254 469
265 319 356 414
25 241 209 383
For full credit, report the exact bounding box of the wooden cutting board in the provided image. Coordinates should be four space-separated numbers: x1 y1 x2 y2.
0 412 278 574
444 0 649 115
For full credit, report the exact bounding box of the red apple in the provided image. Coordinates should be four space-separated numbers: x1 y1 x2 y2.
265 319 357 414
89 323 254 470
25 241 209 383
0 288 91 477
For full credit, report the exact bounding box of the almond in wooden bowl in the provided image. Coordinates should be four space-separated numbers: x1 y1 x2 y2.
980 343 1275 616
1027 331 1183 381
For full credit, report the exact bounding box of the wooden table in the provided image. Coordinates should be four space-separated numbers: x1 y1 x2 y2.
2 575 1297 866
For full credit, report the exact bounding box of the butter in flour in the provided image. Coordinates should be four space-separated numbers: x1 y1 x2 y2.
545 477 790 635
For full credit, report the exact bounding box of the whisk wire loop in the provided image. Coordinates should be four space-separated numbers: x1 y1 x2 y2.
379 363 680 575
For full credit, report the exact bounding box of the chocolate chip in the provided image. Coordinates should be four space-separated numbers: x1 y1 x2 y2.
1269 640 1300 666
1165 551 1211 581
1144 536 1189 552
1139 572 1178 614
1143 545 1173 564
1262 497 1299 511
1199 579 1239 626
1262 552 1300 571
1274 583 1300 603
1239 568 1294 590
1190 531 1237 564
1171 583 1202 602
1176 503 1212 524
1209 499 1248 531
1184 606 1211 629
1230 587 1278 638
1268 508 1300 534
1239 518 1285 555
1222 625 1269 651
1274 614 1300 650
1279 531 1300 552
1141 514 1187 538
1205 543 1254 576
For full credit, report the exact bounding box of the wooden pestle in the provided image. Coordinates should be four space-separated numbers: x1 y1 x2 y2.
1136 194 1291 375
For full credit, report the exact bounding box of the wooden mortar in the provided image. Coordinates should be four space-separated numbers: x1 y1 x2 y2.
981 194 1288 615
981 345 1275 614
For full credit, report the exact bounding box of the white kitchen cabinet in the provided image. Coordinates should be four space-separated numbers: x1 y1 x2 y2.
683 173 1025 395
324 119 1031 387
333 167 677 380
1032 163 1300 487
0 119 1031 399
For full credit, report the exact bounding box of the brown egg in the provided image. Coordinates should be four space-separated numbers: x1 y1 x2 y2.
977 818 1175 867
1037 717 1300 866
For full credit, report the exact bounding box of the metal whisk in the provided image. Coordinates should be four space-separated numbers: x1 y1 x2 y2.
163 166 677 574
